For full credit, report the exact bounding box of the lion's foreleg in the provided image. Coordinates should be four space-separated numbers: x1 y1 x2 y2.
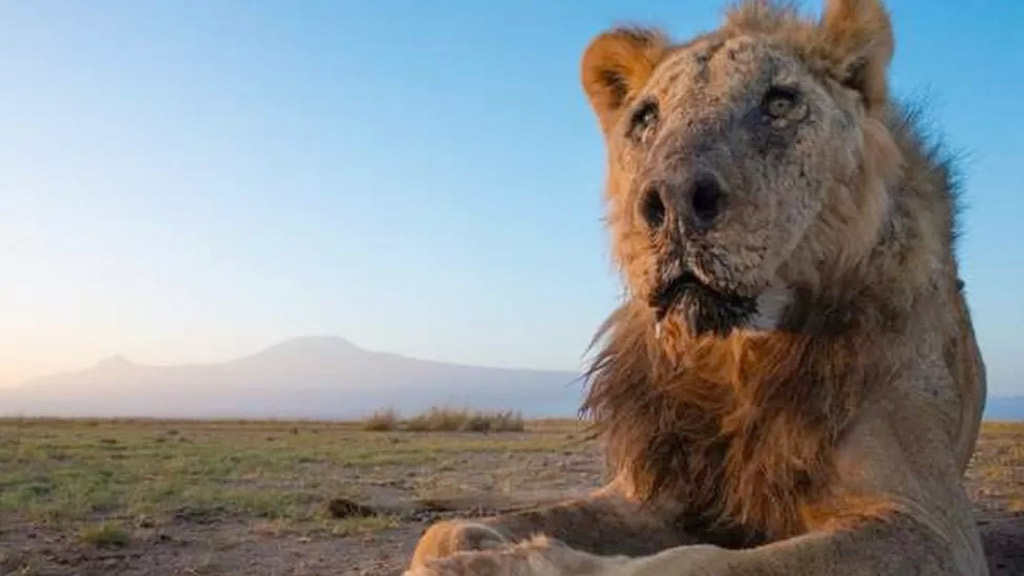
409 487 694 570
411 510 985 576
615 508 985 576
478 489 695 555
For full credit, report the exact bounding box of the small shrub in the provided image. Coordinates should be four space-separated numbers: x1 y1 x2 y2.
405 407 467 432
460 413 493 433
362 406 527 433
490 410 525 432
403 407 525 433
362 408 400 432
79 522 130 549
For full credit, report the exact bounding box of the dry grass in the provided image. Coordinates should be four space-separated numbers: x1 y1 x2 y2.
361 406 526 433
964 421 1024 513
362 408 401 431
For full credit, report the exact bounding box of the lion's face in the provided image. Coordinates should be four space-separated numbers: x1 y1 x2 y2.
582 2 898 337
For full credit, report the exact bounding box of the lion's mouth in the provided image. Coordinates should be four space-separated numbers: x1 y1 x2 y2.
649 267 758 336
650 270 705 322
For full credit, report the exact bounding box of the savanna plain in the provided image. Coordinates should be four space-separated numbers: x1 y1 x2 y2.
1 414 1022 576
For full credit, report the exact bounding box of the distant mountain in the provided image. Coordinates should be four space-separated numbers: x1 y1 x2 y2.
3 337 1019 421
0 337 585 420
984 396 1024 421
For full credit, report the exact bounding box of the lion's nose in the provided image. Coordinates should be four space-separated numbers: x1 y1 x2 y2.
639 172 727 234
685 172 726 229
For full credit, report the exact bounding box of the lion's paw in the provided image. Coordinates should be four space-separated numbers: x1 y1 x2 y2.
406 537 619 576
409 520 511 569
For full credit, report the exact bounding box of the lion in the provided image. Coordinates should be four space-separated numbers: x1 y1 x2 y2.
406 0 990 575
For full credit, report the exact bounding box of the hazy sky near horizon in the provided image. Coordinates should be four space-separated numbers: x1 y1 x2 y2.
2 1 1022 394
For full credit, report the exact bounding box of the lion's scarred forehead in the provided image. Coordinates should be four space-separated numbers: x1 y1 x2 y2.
642 36 821 122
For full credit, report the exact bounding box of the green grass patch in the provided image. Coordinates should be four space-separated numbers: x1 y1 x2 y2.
78 521 130 548
0 416 585 532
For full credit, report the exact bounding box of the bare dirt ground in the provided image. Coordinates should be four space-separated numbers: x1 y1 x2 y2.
1 419 1021 576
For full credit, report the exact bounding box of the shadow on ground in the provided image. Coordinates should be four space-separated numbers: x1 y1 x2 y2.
979 512 1024 576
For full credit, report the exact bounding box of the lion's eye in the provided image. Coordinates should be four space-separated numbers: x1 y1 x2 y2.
627 99 659 144
761 86 803 122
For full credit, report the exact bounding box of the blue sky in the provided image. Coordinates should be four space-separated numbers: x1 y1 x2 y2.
1 1 1022 395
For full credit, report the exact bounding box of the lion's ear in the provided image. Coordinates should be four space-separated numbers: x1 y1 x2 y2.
817 0 894 114
581 27 668 136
